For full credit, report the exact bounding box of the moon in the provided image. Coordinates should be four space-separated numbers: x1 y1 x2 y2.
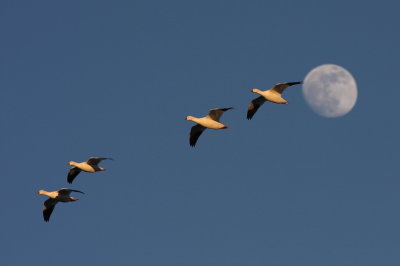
302 64 358 118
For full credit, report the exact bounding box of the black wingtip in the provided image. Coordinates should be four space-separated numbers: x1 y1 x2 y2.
246 112 254 120
221 107 233 111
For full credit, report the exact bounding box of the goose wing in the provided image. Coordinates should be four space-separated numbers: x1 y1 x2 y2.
86 157 112 166
207 107 233 122
189 124 206 147
43 198 57 222
67 167 81 184
58 188 85 196
247 96 266 120
271 81 302 94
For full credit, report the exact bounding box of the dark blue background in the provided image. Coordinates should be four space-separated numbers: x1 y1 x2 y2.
1 1 399 265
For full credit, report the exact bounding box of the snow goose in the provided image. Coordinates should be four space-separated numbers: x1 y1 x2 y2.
68 157 112 184
247 81 302 120
37 188 84 222
185 107 233 147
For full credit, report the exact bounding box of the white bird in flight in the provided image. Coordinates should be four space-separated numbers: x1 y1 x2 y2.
185 107 233 147
247 81 302 120
37 188 84 222
67 157 112 183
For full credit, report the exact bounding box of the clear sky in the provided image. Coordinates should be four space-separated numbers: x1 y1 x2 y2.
1 1 400 265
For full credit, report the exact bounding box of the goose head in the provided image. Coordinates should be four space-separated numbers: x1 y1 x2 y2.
184 116 194 121
251 88 261 94
37 190 46 195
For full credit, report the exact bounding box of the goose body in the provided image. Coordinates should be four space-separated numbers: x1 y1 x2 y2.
37 188 84 222
252 89 288 104
68 157 112 184
247 81 302 120
185 107 232 147
69 161 102 172
186 116 227 129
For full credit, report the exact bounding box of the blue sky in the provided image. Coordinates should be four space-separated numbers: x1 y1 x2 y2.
1 0 400 265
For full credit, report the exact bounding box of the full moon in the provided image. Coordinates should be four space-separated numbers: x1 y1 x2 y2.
302 64 358 118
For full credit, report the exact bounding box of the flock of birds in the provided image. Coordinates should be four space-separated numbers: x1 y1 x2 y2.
37 157 111 221
185 81 302 146
37 81 302 222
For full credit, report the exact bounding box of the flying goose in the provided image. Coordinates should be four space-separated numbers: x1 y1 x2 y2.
37 188 84 222
68 157 112 184
185 107 233 147
247 81 302 120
